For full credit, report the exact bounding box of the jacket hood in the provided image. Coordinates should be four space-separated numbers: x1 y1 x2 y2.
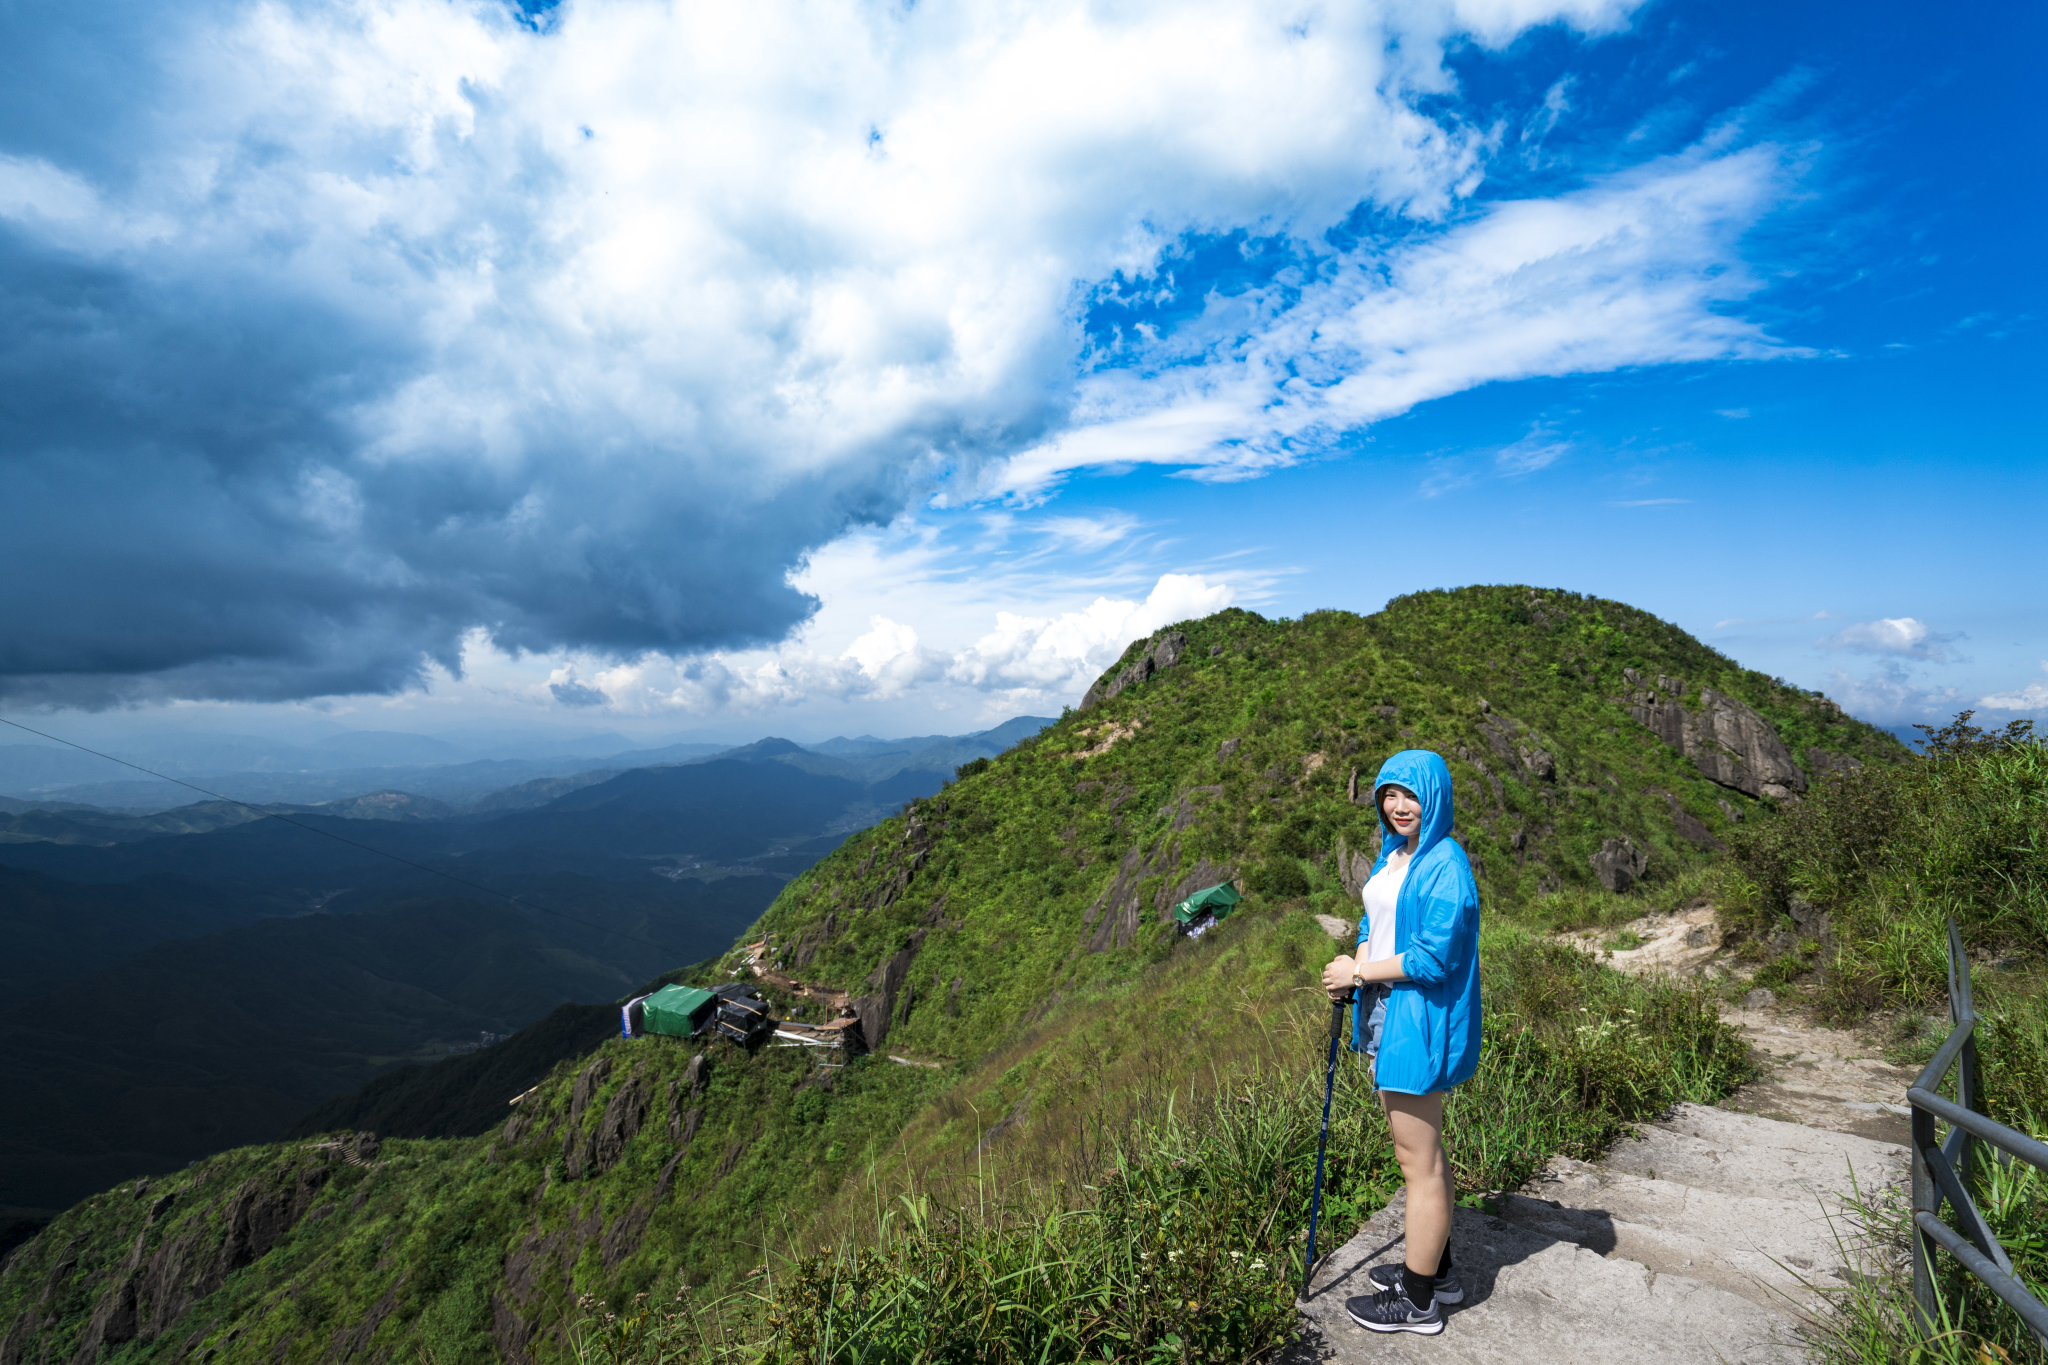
1373 749 1455 863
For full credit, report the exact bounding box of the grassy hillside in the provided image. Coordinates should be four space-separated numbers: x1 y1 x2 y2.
0 586 1919 1363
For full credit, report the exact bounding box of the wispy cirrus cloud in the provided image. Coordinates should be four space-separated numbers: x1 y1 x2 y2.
1713 610 1838 629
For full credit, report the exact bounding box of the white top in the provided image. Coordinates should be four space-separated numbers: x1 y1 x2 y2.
1361 849 1411 964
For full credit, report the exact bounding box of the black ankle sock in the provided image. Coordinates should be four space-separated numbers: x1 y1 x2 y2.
1434 1245 1454 1277
1401 1263 1435 1309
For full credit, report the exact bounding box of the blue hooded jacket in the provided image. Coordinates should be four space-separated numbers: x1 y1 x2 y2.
1351 750 1482 1094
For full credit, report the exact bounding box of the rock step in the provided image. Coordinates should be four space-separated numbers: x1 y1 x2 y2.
1628 1104 1909 1199
1494 1106 1907 1313
1294 1195 1805 1364
1501 1163 1845 1311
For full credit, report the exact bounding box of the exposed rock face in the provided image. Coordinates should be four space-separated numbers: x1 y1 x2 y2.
1478 711 1556 783
1332 833 1378 899
218 1166 329 1277
1080 787 1230 953
1078 630 1187 712
854 933 926 1051
583 1075 651 1176
569 1057 611 1117
1622 670 1805 800
561 1056 613 1178
72 1232 147 1361
1590 837 1648 893
53 1156 339 1362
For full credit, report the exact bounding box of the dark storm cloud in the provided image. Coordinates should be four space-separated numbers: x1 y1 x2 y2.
0 13 940 706
0 213 880 704
0 0 1004 707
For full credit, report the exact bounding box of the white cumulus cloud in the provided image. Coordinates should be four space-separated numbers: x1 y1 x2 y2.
1818 617 1962 662
947 574 1237 694
1981 663 2048 713
494 559 1244 721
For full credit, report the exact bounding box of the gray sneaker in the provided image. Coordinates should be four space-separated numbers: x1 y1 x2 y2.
1369 1261 1464 1305
1345 1285 1445 1335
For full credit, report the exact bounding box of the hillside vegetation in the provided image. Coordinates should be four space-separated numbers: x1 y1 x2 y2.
3 586 1935 1364
0 725 1058 1217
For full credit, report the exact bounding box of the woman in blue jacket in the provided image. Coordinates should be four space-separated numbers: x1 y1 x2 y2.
1321 749 1482 1336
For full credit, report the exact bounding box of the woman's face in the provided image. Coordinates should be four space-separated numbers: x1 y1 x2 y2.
1380 784 1421 841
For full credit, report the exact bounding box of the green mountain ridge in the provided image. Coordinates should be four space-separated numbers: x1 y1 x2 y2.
0 586 1912 1364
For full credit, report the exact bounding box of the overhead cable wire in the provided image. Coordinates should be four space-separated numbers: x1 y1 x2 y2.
0 715 689 958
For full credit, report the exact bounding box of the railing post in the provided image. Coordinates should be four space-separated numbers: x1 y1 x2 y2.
1949 918 1977 1190
1911 1099 1939 1334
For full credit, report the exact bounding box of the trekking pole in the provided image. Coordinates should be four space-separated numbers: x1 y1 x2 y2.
1304 986 1356 1296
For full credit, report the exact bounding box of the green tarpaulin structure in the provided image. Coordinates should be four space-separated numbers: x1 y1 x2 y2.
640 984 717 1037
1172 883 1241 926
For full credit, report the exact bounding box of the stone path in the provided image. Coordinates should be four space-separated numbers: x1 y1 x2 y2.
1291 909 1915 1364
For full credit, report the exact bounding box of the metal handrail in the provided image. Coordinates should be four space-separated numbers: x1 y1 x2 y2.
1908 917 2048 1347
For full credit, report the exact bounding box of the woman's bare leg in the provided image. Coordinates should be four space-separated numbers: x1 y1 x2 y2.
1381 1090 1451 1276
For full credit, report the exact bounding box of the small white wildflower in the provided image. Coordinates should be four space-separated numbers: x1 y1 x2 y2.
1230 1251 1243 1260
1167 1250 1181 1261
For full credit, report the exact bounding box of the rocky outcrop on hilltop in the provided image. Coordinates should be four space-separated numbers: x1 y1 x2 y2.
1622 670 1807 800
1078 630 1187 713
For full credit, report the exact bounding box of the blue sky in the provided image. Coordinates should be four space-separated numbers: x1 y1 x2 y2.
0 0 2039 746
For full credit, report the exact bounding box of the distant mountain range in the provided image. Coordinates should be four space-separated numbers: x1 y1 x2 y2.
0 715 1055 812
0 716 1054 1216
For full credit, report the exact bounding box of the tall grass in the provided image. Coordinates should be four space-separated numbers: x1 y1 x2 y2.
1808 1109 2048 1365
567 935 1751 1363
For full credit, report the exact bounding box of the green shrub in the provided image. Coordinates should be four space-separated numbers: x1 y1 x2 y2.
1723 718 2048 1013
